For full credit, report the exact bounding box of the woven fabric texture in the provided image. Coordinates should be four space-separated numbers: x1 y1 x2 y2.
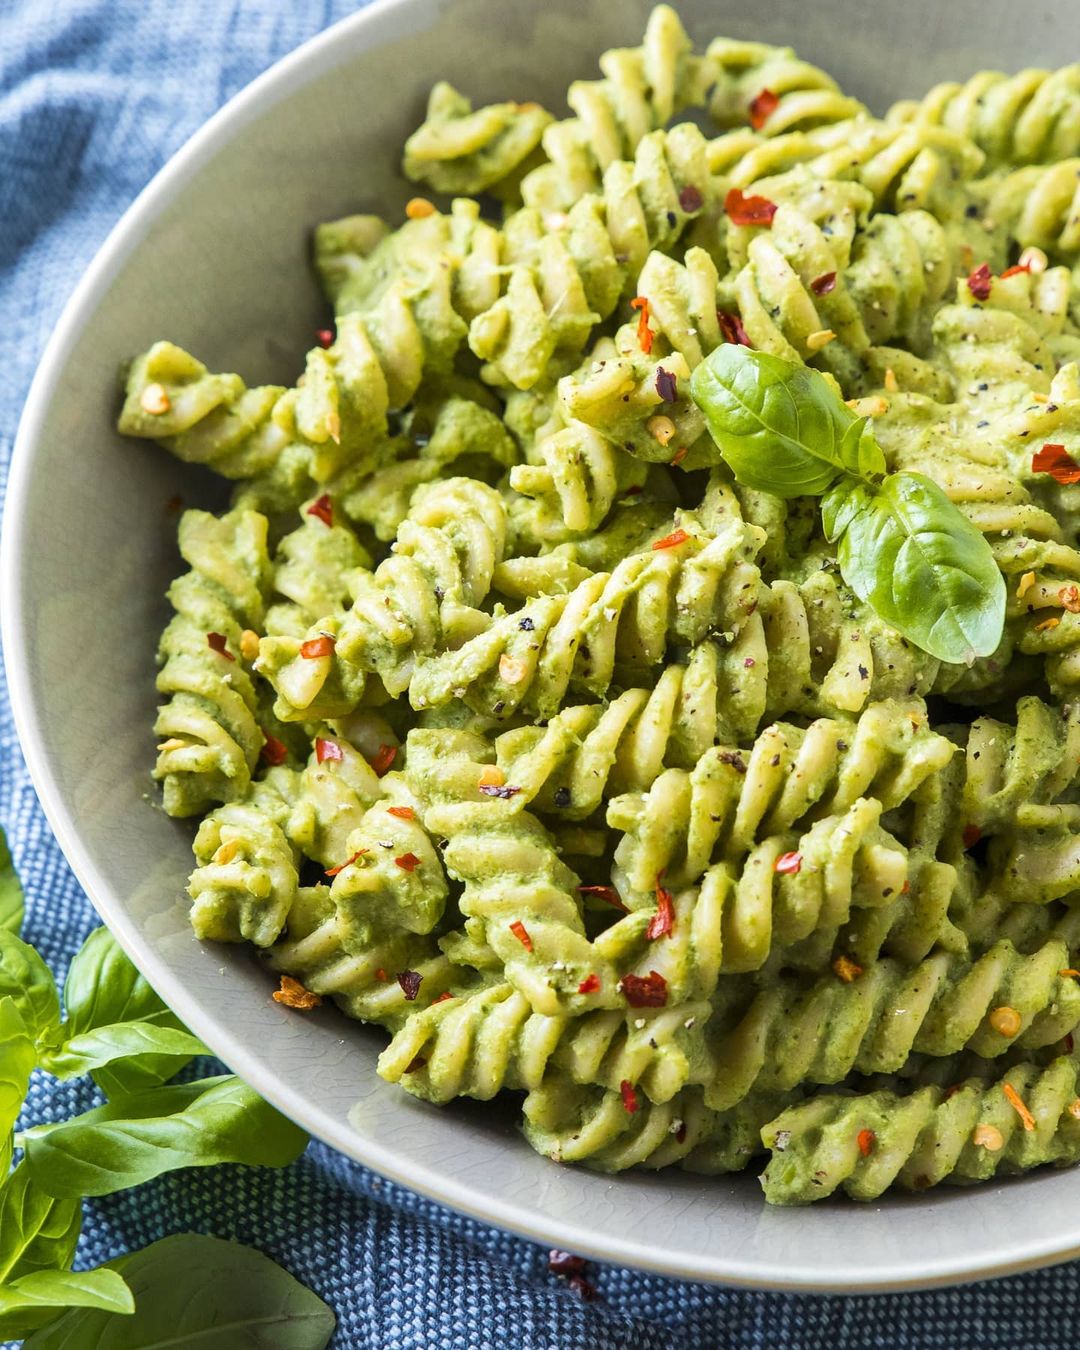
3 3 1080 1346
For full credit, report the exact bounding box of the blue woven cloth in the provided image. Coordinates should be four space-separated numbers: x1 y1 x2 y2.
6 4 1080 1347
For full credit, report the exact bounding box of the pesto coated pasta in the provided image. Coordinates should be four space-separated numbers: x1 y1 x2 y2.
119 8 1080 1206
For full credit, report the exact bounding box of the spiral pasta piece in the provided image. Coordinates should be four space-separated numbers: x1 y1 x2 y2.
264 510 372 638
258 477 508 719
761 1050 1080 1203
988 160 1080 261
153 508 272 818
705 38 865 135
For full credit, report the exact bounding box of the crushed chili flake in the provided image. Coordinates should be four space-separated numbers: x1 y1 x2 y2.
577 884 629 912
675 1121 687 1144
300 634 335 659
620 969 668 1008
748 87 780 129
315 737 344 764
207 631 234 661
811 271 837 296
375 968 388 982
370 743 398 776
261 733 288 766
774 851 802 876
856 1128 875 1157
326 848 368 876
630 296 654 354
678 184 704 213
833 955 863 983
272 974 322 1010
1069 1097 1080 1120
724 187 777 227
967 262 993 301
395 852 421 872
548 1251 586 1276
306 493 334 526
1000 261 1030 279
397 970 423 1001
1060 585 1080 613
387 805 416 821
403 1055 427 1073
1035 615 1061 632
717 310 752 347
479 783 522 799
962 823 982 849
620 1079 640 1113
578 972 601 994
1067 1033 1077 1053
671 445 688 466
315 328 335 349
1032 442 1080 484
655 366 678 403
509 919 533 951
567 1275 596 1302
1060 969 1080 978
646 886 674 940
652 527 691 551
1003 1081 1036 1131
433 991 454 1004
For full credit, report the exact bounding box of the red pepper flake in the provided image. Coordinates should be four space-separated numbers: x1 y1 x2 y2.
578 973 601 994
646 886 674 940
748 87 780 129
272 974 322 1009
774 851 802 875
395 852 421 872
811 271 837 296
620 1079 640 1113
620 970 668 1008
387 805 416 821
901 879 911 895
630 296 654 355
670 446 688 466
1000 262 1030 279
300 634 335 659
397 970 423 1001
857 1128 875 1157
375 968 388 982
652 527 690 551
678 184 704 214
403 1054 427 1073
370 743 398 777
261 733 288 766
1066 1032 1076 1053
326 848 368 876
478 783 522 799
967 262 993 301
567 1275 597 1302
306 493 334 527
675 1121 687 1144
724 187 777 227
962 824 982 849
548 1251 586 1276
1032 442 1080 485
577 884 629 913
315 328 335 348
207 631 234 661
315 737 344 764
1003 1081 1036 1132
717 310 752 347
655 366 678 403
432 990 454 1004
509 919 533 951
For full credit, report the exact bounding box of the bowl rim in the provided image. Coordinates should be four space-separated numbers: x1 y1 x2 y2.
7 0 1080 1294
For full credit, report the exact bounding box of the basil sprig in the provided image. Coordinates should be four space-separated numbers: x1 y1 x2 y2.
690 346 1006 664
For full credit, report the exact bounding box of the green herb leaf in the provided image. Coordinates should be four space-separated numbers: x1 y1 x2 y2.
40 1023 207 1082
23 1075 308 1198
0 1267 133 1341
823 471 1006 662
23 1234 336 1349
689 345 872 496
0 1163 81 1284
1 996 36 1176
0 927 62 1047
0 826 24 934
61 927 198 1095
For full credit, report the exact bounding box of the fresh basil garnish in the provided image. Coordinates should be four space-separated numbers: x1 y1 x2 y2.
0 1267 133 1341
690 346 1006 663
0 828 23 935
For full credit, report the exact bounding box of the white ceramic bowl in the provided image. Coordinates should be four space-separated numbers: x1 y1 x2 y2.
6 0 1080 1292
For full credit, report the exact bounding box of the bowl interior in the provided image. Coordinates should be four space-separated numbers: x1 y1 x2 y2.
7 0 1080 1291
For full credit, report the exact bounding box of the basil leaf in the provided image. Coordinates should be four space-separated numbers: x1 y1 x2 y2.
0 1267 133 1341
837 416 886 479
1 997 36 1175
40 1023 207 1082
824 471 1006 663
0 1163 81 1284
24 1234 336 1349
689 345 860 496
23 1075 308 1197
0 826 24 934
0 927 62 1048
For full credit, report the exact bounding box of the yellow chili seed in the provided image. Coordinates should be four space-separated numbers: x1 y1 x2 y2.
478 765 506 788
646 414 677 446
140 382 170 415
883 367 899 392
213 839 240 866
1019 245 1049 274
406 196 436 219
1069 1098 1080 1120
1035 615 1061 632
156 737 186 753
989 1005 1022 1037
805 329 836 353
1016 571 1036 599
832 955 863 983
972 1123 1003 1151
240 629 261 661
499 654 527 684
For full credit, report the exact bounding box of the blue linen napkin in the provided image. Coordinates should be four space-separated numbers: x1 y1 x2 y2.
4 4 1080 1346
